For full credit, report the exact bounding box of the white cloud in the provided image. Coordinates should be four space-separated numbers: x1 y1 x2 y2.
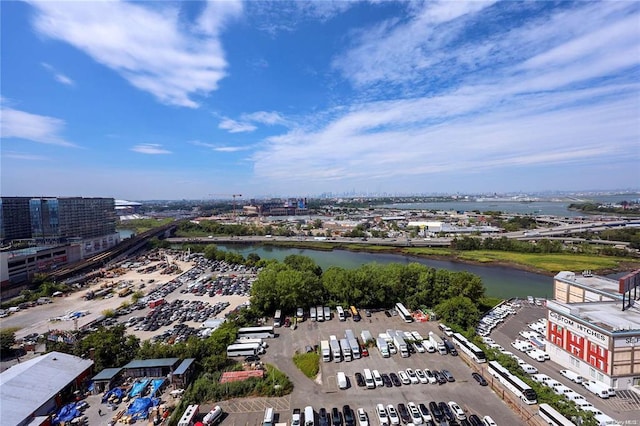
218 118 257 133
41 62 75 86
190 140 251 152
0 106 76 147
1 151 50 161
241 111 287 126
131 143 172 154
28 0 242 108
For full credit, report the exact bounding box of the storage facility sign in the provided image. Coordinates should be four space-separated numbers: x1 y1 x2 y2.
549 311 609 345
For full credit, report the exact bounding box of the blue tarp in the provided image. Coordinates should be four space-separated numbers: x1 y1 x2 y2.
102 387 124 403
129 378 150 398
150 378 165 396
53 403 80 425
125 397 159 420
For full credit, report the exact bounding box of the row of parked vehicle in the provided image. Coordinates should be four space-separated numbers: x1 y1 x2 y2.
374 401 496 426
476 302 519 337
289 402 495 426
349 367 455 390
531 372 617 423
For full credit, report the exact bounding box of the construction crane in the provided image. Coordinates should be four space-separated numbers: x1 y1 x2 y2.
207 193 242 220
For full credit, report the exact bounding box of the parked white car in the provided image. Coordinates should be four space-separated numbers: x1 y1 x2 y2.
376 404 389 426
386 405 400 426
448 401 465 421
357 408 369 426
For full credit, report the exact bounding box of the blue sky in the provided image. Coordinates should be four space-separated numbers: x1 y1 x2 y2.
1 1 639 200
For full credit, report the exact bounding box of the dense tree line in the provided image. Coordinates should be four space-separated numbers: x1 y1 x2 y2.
177 220 294 237
569 201 639 215
250 255 484 330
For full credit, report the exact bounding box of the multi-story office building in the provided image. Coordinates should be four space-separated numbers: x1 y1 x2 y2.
546 270 640 390
0 197 32 242
1 196 119 289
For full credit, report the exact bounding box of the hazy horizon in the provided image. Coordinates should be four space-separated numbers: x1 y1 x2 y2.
2 1 639 199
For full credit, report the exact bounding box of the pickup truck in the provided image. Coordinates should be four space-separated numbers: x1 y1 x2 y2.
292 409 301 426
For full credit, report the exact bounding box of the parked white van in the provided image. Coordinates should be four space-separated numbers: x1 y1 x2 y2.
337 372 348 389
521 363 538 374
594 413 620 426
583 380 610 399
263 408 275 426
305 406 315 426
526 349 546 362
560 369 585 384
372 369 383 388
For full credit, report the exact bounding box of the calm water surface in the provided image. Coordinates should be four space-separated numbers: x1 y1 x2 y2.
216 244 553 299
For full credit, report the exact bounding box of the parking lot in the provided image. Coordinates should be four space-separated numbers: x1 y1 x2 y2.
218 309 523 426
482 303 640 424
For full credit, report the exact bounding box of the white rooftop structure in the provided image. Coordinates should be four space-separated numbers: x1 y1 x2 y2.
0 351 93 426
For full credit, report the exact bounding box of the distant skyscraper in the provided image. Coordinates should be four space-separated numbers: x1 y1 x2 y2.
1 196 116 243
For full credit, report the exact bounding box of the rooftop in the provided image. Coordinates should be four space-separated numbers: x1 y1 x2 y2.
554 271 622 299
122 358 180 369
91 367 123 382
548 299 640 333
0 352 93 426
173 359 196 376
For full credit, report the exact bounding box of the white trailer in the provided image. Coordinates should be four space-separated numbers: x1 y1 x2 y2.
340 338 352 362
393 332 409 358
376 337 390 358
429 331 447 355
345 330 361 359
330 336 342 362
361 330 374 344
321 340 331 362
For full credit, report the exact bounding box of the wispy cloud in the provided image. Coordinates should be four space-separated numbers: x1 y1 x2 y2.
218 111 289 133
218 118 257 133
252 2 640 192
41 62 75 86
131 143 172 154
248 0 355 35
241 111 287 126
28 0 242 108
190 140 252 152
1 151 50 161
0 106 76 147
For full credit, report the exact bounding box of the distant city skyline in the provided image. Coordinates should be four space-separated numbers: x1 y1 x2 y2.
1 1 639 200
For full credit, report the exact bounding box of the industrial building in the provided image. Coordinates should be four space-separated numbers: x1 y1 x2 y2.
0 351 93 426
546 270 640 390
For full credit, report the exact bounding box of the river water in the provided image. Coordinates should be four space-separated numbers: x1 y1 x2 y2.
215 244 554 299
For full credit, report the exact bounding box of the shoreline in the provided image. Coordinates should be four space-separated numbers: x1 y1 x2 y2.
215 240 639 277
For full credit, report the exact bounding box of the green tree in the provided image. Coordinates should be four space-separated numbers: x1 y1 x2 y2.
0 327 18 352
74 326 140 372
434 296 480 329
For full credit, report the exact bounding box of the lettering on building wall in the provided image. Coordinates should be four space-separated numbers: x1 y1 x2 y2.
549 311 608 344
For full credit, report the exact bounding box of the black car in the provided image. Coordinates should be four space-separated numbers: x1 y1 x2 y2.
332 408 342 426
468 414 483 426
438 402 455 423
384 310 392 317
381 373 393 388
442 369 455 382
389 372 402 387
418 404 431 421
428 402 443 422
342 405 354 426
244 355 260 362
397 403 411 424
319 408 330 426
433 370 447 385
472 372 488 386
354 372 365 387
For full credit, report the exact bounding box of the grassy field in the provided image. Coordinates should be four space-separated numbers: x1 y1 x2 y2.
455 251 640 273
